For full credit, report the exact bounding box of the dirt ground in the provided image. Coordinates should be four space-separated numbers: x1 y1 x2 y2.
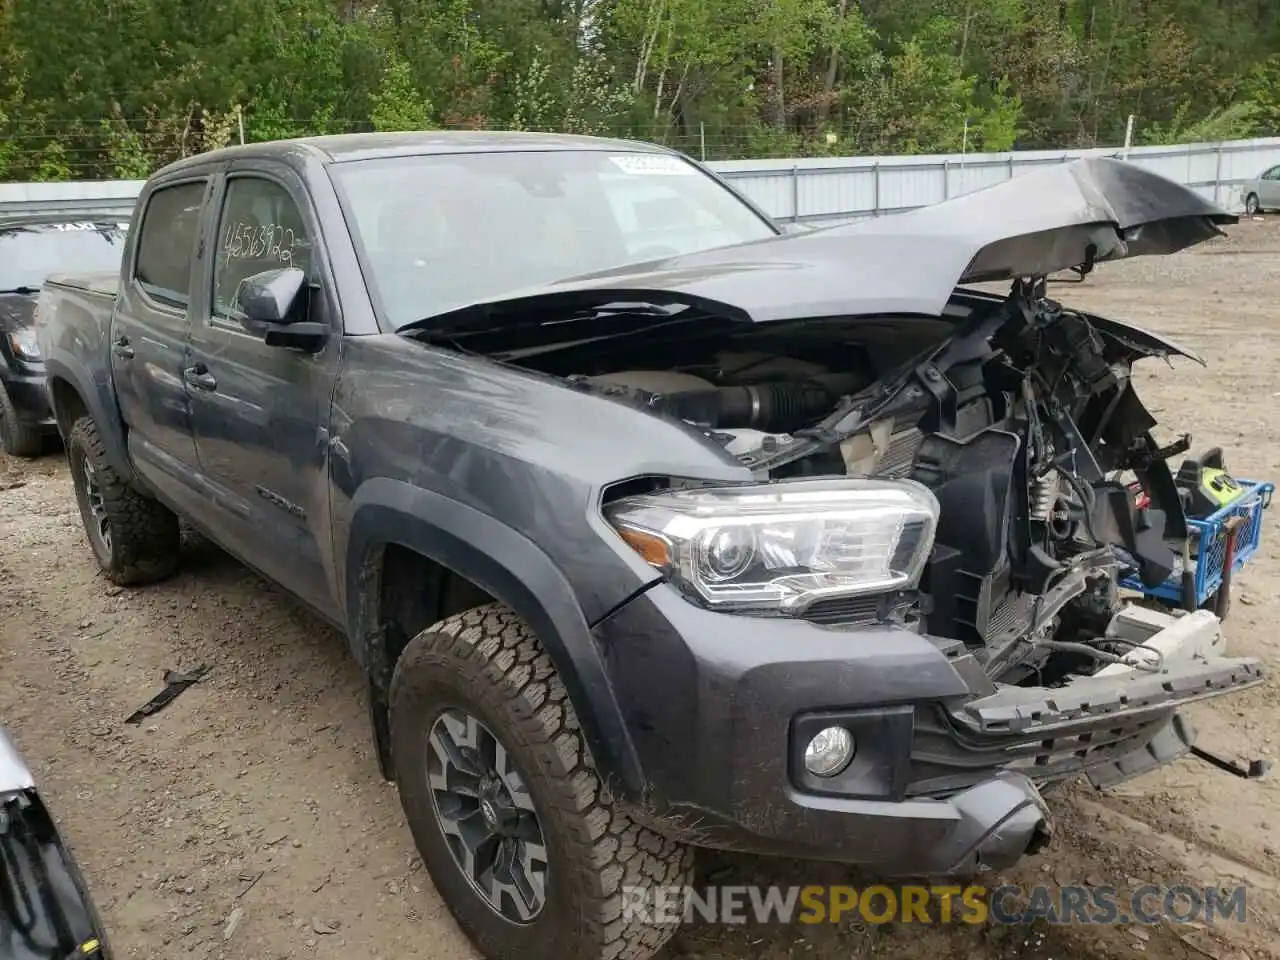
3 218 1280 960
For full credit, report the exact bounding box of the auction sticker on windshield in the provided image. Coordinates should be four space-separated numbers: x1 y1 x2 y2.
609 154 696 176
48 221 129 231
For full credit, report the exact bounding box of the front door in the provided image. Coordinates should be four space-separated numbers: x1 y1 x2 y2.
184 167 340 619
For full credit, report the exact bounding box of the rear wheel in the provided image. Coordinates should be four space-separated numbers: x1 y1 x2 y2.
0 383 43 458
67 415 180 584
1246 193 1262 215
390 603 694 960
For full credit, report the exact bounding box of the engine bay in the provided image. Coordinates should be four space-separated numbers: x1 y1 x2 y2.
415 283 1200 687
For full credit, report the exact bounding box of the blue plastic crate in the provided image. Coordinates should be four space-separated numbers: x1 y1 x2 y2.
1120 478 1274 611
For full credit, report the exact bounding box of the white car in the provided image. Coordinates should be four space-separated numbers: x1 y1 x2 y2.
1241 163 1280 214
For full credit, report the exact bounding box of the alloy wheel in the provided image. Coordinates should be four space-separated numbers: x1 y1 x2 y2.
426 707 548 924
81 457 113 555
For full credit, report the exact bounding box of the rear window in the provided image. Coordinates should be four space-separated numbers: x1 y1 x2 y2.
135 181 207 307
0 222 129 292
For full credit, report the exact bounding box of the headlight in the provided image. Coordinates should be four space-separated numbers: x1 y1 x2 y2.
604 478 939 614
7 329 41 362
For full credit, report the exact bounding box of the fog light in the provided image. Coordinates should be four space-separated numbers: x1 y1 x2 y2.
803 726 855 777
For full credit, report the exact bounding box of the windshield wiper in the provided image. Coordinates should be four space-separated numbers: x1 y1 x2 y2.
0 285 40 295
401 300 686 340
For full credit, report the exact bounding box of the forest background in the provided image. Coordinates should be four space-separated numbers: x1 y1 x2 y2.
2 0 1279 180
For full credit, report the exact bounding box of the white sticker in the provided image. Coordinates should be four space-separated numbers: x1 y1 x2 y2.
50 221 128 231
608 154 696 176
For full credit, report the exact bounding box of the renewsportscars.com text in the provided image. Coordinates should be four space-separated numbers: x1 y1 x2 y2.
621 884 1248 926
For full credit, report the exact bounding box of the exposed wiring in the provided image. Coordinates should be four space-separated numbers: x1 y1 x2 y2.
1058 467 1105 546
1095 635 1167 673
1034 638 1164 674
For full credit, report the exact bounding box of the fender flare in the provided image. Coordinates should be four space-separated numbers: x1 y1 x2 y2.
344 477 645 799
43 355 133 479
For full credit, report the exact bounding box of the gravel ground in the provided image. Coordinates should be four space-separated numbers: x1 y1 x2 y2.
3 218 1280 960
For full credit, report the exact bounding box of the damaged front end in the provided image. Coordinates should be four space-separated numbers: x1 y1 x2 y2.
1 729 111 959
402 157 1263 799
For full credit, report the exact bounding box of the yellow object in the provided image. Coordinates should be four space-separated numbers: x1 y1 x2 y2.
79 940 101 955
1200 467 1244 508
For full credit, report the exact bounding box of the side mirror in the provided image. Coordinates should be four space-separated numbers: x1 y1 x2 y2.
238 267 306 324
236 267 327 352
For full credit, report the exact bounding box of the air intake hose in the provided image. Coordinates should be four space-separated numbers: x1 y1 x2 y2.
715 382 833 432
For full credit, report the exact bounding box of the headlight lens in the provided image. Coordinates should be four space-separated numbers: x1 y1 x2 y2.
7 329 41 361
604 478 939 614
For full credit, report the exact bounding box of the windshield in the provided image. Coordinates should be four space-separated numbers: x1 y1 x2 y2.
329 150 777 328
0 221 129 292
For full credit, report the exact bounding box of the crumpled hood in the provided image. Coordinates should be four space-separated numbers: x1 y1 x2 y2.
408 156 1233 332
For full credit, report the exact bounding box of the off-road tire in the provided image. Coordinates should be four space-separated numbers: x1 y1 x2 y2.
1246 193 1262 215
67 415 180 584
390 603 694 960
0 383 43 458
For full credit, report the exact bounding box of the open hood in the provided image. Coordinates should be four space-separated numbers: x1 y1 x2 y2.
405 157 1233 334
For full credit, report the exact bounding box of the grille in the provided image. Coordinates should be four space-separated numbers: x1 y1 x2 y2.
801 595 884 625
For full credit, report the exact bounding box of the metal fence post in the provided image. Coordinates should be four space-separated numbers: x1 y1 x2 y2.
791 165 800 223
1214 141 1224 207
872 162 881 216
942 158 950 200
1008 154 1015 181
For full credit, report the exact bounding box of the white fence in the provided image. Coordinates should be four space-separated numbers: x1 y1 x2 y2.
3 136 1280 225
713 136 1280 225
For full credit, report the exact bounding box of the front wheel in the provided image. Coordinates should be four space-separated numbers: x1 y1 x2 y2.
67 415 181 584
1246 193 1262 215
0 383 43 458
390 603 694 960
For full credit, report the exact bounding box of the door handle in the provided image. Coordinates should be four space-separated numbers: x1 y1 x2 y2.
112 336 134 359
183 365 217 391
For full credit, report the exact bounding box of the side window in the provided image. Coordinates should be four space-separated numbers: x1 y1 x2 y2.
213 177 313 318
134 181 206 307
1267 166 1280 180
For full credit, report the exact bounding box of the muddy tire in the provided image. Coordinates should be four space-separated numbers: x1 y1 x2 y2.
1246 193 1262 216
67 415 180 585
390 603 694 960
0 383 43 458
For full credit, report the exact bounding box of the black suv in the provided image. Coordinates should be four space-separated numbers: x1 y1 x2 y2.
0 216 128 456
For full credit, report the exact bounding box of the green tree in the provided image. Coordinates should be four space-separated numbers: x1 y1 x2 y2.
371 56 435 132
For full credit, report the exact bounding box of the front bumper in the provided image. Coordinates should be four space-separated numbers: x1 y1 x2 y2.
594 585 1263 876
1 362 55 428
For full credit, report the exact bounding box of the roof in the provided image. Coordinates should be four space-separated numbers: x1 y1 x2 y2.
154 130 672 178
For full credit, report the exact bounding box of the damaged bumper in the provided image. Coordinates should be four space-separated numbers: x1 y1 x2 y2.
596 586 1262 876
916 609 1263 796
1 728 112 959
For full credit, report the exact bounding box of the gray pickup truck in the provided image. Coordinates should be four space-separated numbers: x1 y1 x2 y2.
36 133 1263 960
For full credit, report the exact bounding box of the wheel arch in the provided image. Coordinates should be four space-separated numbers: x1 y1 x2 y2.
44 361 132 479
344 477 645 800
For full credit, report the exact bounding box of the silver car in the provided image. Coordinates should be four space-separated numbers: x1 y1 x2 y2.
1241 163 1280 214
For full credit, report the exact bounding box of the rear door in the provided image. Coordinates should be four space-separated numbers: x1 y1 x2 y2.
182 163 340 619
111 175 213 503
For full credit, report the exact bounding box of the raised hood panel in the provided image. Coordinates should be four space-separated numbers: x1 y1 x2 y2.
403 157 1233 335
